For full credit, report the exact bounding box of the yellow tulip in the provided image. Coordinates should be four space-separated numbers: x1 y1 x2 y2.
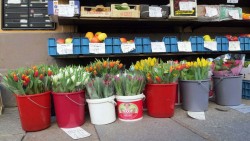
194 62 198 67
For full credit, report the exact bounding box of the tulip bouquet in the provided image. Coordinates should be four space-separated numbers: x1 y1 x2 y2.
51 66 90 93
0 65 56 95
113 70 146 96
180 58 212 80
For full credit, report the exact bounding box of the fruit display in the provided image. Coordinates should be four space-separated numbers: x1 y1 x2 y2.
85 32 107 43
120 37 134 43
243 13 250 20
203 35 215 41
56 38 73 44
114 3 130 10
225 35 238 41
111 4 140 18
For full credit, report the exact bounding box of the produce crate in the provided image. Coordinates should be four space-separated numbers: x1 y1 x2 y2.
197 5 220 21
163 36 178 52
140 4 169 19
48 37 81 56
80 37 112 54
142 38 152 53
242 80 250 99
169 0 197 19
80 5 111 17
239 37 250 51
189 36 211 52
112 37 142 54
215 36 228 51
111 4 140 18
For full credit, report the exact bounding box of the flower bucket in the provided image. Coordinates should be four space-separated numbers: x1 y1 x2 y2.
16 91 51 131
213 75 242 106
179 80 209 112
146 83 177 118
86 96 116 125
52 91 85 128
116 94 145 122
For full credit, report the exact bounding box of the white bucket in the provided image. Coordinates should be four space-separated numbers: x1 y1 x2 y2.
116 94 145 122
86 95 116 125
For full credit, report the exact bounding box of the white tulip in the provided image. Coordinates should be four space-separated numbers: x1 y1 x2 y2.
76 82 81 86
58 73 63 79
66 79 70 84
71 75 75 81
65 71 69 77
70 68 73 74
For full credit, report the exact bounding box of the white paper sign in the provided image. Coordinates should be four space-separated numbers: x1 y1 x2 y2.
58 5 74 17
229 41 241 51
7 0 21 4
121 43 135 53
227 0 239 3
89 43 105 54
57 43 73 54
177 42 192 52
61 127 91 139
205 7 218 17
149 7 162 17
151 42 166 52
228 10 240 20
229 104 250 114
204 41 217 51
187 111 206 120
179 2 195 11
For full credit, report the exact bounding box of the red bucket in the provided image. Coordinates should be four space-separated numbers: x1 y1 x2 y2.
52 91 85 128
116 94 145 122
16 91 51 131
145 83 177 118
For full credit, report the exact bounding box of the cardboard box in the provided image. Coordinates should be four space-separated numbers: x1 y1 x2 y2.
48 0 80 16
111 4 140 18
140 4 170 19
169 0 197 19
81 5 111 17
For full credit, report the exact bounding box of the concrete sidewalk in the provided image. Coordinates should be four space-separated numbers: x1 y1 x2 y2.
0 100 250 141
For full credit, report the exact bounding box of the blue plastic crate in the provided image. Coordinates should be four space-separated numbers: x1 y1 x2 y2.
216 36 229 51
131 37 143 53
113 37 122 54
81 37 90 54
48 38 57 56
239 37 250 51
142 37 152 53
190 36 210 52
105 37 113 54
242 80 250 99
163 36 178 52
73 37 81 55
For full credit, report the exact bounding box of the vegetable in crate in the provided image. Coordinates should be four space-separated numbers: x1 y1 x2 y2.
115 3 130 10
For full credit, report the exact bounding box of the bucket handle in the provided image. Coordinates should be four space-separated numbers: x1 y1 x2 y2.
142 94 146 101
213 77 224 90
28 97 50 109
108 100 117 106
198 81 210 93
66 95 84 106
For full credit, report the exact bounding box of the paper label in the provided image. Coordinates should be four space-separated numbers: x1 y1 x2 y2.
204 41 217 51
20 19 28 23
121 43 135 53
177 42 192 52
229 104 250 114
57 43 73 54
151 42 166 52
7 0 21 4
205 7 218 17
228 10 240 19
179 2 194 11
149 6 162 17
89 43 105 54
227 0 239 3
61 127 91 139
187 111 206 120
229 41 241 51
58 5 74 17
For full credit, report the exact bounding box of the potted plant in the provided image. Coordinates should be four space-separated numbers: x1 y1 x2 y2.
51 66 90 128
179 58 212 112
212 54 245 106
0 65 54 131
113 70 146 122
133 58 180 118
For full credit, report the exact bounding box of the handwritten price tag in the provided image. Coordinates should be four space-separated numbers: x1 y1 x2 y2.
58 5 74 17
227 0 238 3
61 127 91 139
151 42 166 52
57 43 73 54
149 6 162 17
229 10 240 19
177 42 192 52
7 0 21 4
121 43 135 53
179 2 194 11
229 41 241 51
205 7 218 17
89 43 105 54
204 41 217 51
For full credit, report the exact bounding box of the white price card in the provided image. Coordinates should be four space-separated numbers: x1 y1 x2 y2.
57 43 73 55
228 10 240 20
89 43 105 54
7 0 21 4
177 42 192 52
151 42 166 53
121 43 135 53
227 0 239 4
187 111 206 120
205 7 218 17
229 41 241 51
179 2 194 11
58 5 74 17
61 127 91 139
204 41 217 51
149 6 162 17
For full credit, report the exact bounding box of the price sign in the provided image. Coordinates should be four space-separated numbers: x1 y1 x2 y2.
57 43 73 55
227 0 239 4
151 42 166 52
205 7 218 17
229 41 241 51
228 10 240 20
58 5 74 17
121 43 135 53
61 127 91 139
177 42 192 52
179 2 194 11
204 41 217 51
149 6 162 17
89 43 105 54
7 0 21 4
